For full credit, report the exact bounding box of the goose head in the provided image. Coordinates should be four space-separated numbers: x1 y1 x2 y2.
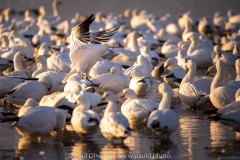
164 58 178 69
101 91 117 102
107 40 123 48
14 52 34 62
110 67 122 74
119 88 137 99
75 94 91 110
186 59 196 70
136 55 149 65
129 70 143 79
35 55 47 65
157 82 173 96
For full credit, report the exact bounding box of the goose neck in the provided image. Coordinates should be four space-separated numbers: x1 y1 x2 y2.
104 100 117 115
158 93 172 110
180 67 195 86
211 66 226 92
14 56 24 72
129 32 140 53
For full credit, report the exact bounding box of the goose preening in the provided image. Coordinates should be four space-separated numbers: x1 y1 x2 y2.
120 88 157 128
129 70 152 97
71 94 100 135
147 83 179 134
100 91 131 142
62 14 123 83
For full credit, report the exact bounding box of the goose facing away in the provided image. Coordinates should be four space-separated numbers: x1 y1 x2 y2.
71 94 100 135
99 91 130 142
147 83 179 134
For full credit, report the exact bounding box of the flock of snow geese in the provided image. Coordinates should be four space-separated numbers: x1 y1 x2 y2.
0 2 240 143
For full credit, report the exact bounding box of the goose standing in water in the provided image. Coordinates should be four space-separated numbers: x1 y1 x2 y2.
100 91 131 142
120 88 157 128
178 60 211 109
62 14 123 83
210 59 238 109
71 94 100 135
147 83 179 134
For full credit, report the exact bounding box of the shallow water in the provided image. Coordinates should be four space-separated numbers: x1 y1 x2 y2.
0 81 240 160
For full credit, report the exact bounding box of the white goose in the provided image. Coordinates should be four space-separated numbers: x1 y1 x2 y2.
13 106 66 136
6 52 33 78
120 88 157 128
100 91 130 142
124 55 153 78
71 94 100 135
187 33 213 68
147 83 179 134
210 60 238 109
89 59 123 78
62 14 122 83
129 70 152 97
212 45 237 67
4 76 52 107
213 89 240 123
91 67 129 94
32 55 48 77
178 60 210 109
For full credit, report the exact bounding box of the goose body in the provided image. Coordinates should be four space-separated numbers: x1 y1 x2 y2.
210 60 238 109
71 94 100 135
178 60 210 108
120 88 157 128
100 91 130 141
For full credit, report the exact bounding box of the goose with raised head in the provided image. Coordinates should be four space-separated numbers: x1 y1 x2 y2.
71 94 100 135
100 91 130 142
147 83 179 134
91 67 129 94
120 88 157 128
210 60 238 109
62 14 123 83
212 45 237 67
178 60 211 109
32 55 48 77
129 70 152 97
6 52 34 78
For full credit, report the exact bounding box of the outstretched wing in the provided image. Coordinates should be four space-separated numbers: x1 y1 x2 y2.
90 22 123 44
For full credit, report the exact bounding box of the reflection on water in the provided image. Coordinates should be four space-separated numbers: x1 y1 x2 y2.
0 86 240 159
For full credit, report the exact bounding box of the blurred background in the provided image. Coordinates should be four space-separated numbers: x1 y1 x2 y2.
1 0 240 18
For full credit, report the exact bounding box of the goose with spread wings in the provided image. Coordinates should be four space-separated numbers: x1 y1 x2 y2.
63 14 123 83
